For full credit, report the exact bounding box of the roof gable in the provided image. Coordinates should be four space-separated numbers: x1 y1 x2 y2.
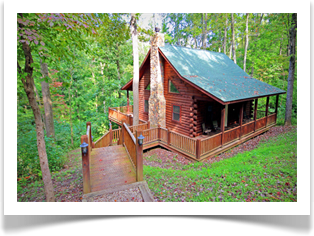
159 44 285 102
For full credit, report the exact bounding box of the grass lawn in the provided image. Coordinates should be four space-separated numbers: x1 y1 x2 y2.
144 127 297 202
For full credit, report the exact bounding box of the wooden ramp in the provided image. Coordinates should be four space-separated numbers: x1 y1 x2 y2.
89 145 136 192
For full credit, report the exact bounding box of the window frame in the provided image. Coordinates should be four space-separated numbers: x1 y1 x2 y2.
171 104 181 123
144 99 149 114
168 80 180 94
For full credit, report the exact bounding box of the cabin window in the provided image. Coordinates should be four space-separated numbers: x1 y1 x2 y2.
145 84 150 90
169 80 179 93
172 105 181 122
144 100 149 113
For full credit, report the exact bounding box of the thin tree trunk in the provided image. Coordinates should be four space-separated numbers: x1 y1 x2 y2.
18 14 55 202
116 44 122 99
68 73 74 146
229 44 232 59
130 13 139 126
231 13 236 64
33 83 46 131
285 13 297 126
223 14 228 54
202 13 207 49
243 13 249 72
40 61 55 137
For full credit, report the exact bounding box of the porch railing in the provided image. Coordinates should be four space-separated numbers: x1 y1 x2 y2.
104 106 278 161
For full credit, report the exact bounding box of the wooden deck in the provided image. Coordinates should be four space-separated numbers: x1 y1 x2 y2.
89 145 136 192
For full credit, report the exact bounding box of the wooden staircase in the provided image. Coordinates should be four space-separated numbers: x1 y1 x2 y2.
89 145 136 192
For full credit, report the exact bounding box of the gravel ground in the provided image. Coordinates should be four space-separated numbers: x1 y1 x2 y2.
84 187 144 202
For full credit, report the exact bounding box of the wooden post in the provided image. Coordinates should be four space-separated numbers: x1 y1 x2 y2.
239 102 244 139
147 121 150 129
135 130 143 182
81 135 91 194
167 130 171 146
109 122 113 146
253 99 258 132
275 94 279 122
121 122 125 144
158 125 161 140
265 96 269 127
127 90 130 114
196 139 201 159
86 121 92 151
221 105 225 146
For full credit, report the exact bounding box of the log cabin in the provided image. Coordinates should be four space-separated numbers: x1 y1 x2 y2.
106 31 286 161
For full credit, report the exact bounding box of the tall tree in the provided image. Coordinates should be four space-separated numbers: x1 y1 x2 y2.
285 13 297 125
40 61 55 137
223 14 228 54
17 13 55 202
130 13 139 126
202 13 207 49
243 13 249 72
231 13 236 64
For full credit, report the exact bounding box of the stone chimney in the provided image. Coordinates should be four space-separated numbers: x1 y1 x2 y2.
148 31 166 128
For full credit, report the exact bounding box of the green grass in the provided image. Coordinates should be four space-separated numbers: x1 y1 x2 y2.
144 128 297 202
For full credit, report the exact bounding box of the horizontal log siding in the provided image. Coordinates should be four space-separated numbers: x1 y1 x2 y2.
163 59 212 137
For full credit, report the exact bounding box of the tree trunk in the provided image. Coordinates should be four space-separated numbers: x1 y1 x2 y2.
229 44 232 59
243 13 249 72
223 14 228 54
130 13 139 126
18 14 55 202
33 83 46 131
231 13 236 64
285 13 297 126
116 44 122 99
40 61 55 137
68 73 74 146
202 13 207 49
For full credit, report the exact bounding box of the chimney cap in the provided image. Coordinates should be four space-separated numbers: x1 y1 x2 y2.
155 27 160 33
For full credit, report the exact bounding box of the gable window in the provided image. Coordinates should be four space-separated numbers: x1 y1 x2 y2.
169 80 179 93
145 84 150 90
144 100 149 113
172 105 181 122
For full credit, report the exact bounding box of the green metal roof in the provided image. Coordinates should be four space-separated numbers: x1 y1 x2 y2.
159 44 285 102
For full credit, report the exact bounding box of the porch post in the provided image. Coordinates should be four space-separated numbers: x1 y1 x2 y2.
275 94 279 123
135 130 144 181
81 135 91 194
265 96 269 127
239 103 244 139
221 105 225 146
109 122 113 146
127 90 130 114
253 99 258 132
196 139 201 160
